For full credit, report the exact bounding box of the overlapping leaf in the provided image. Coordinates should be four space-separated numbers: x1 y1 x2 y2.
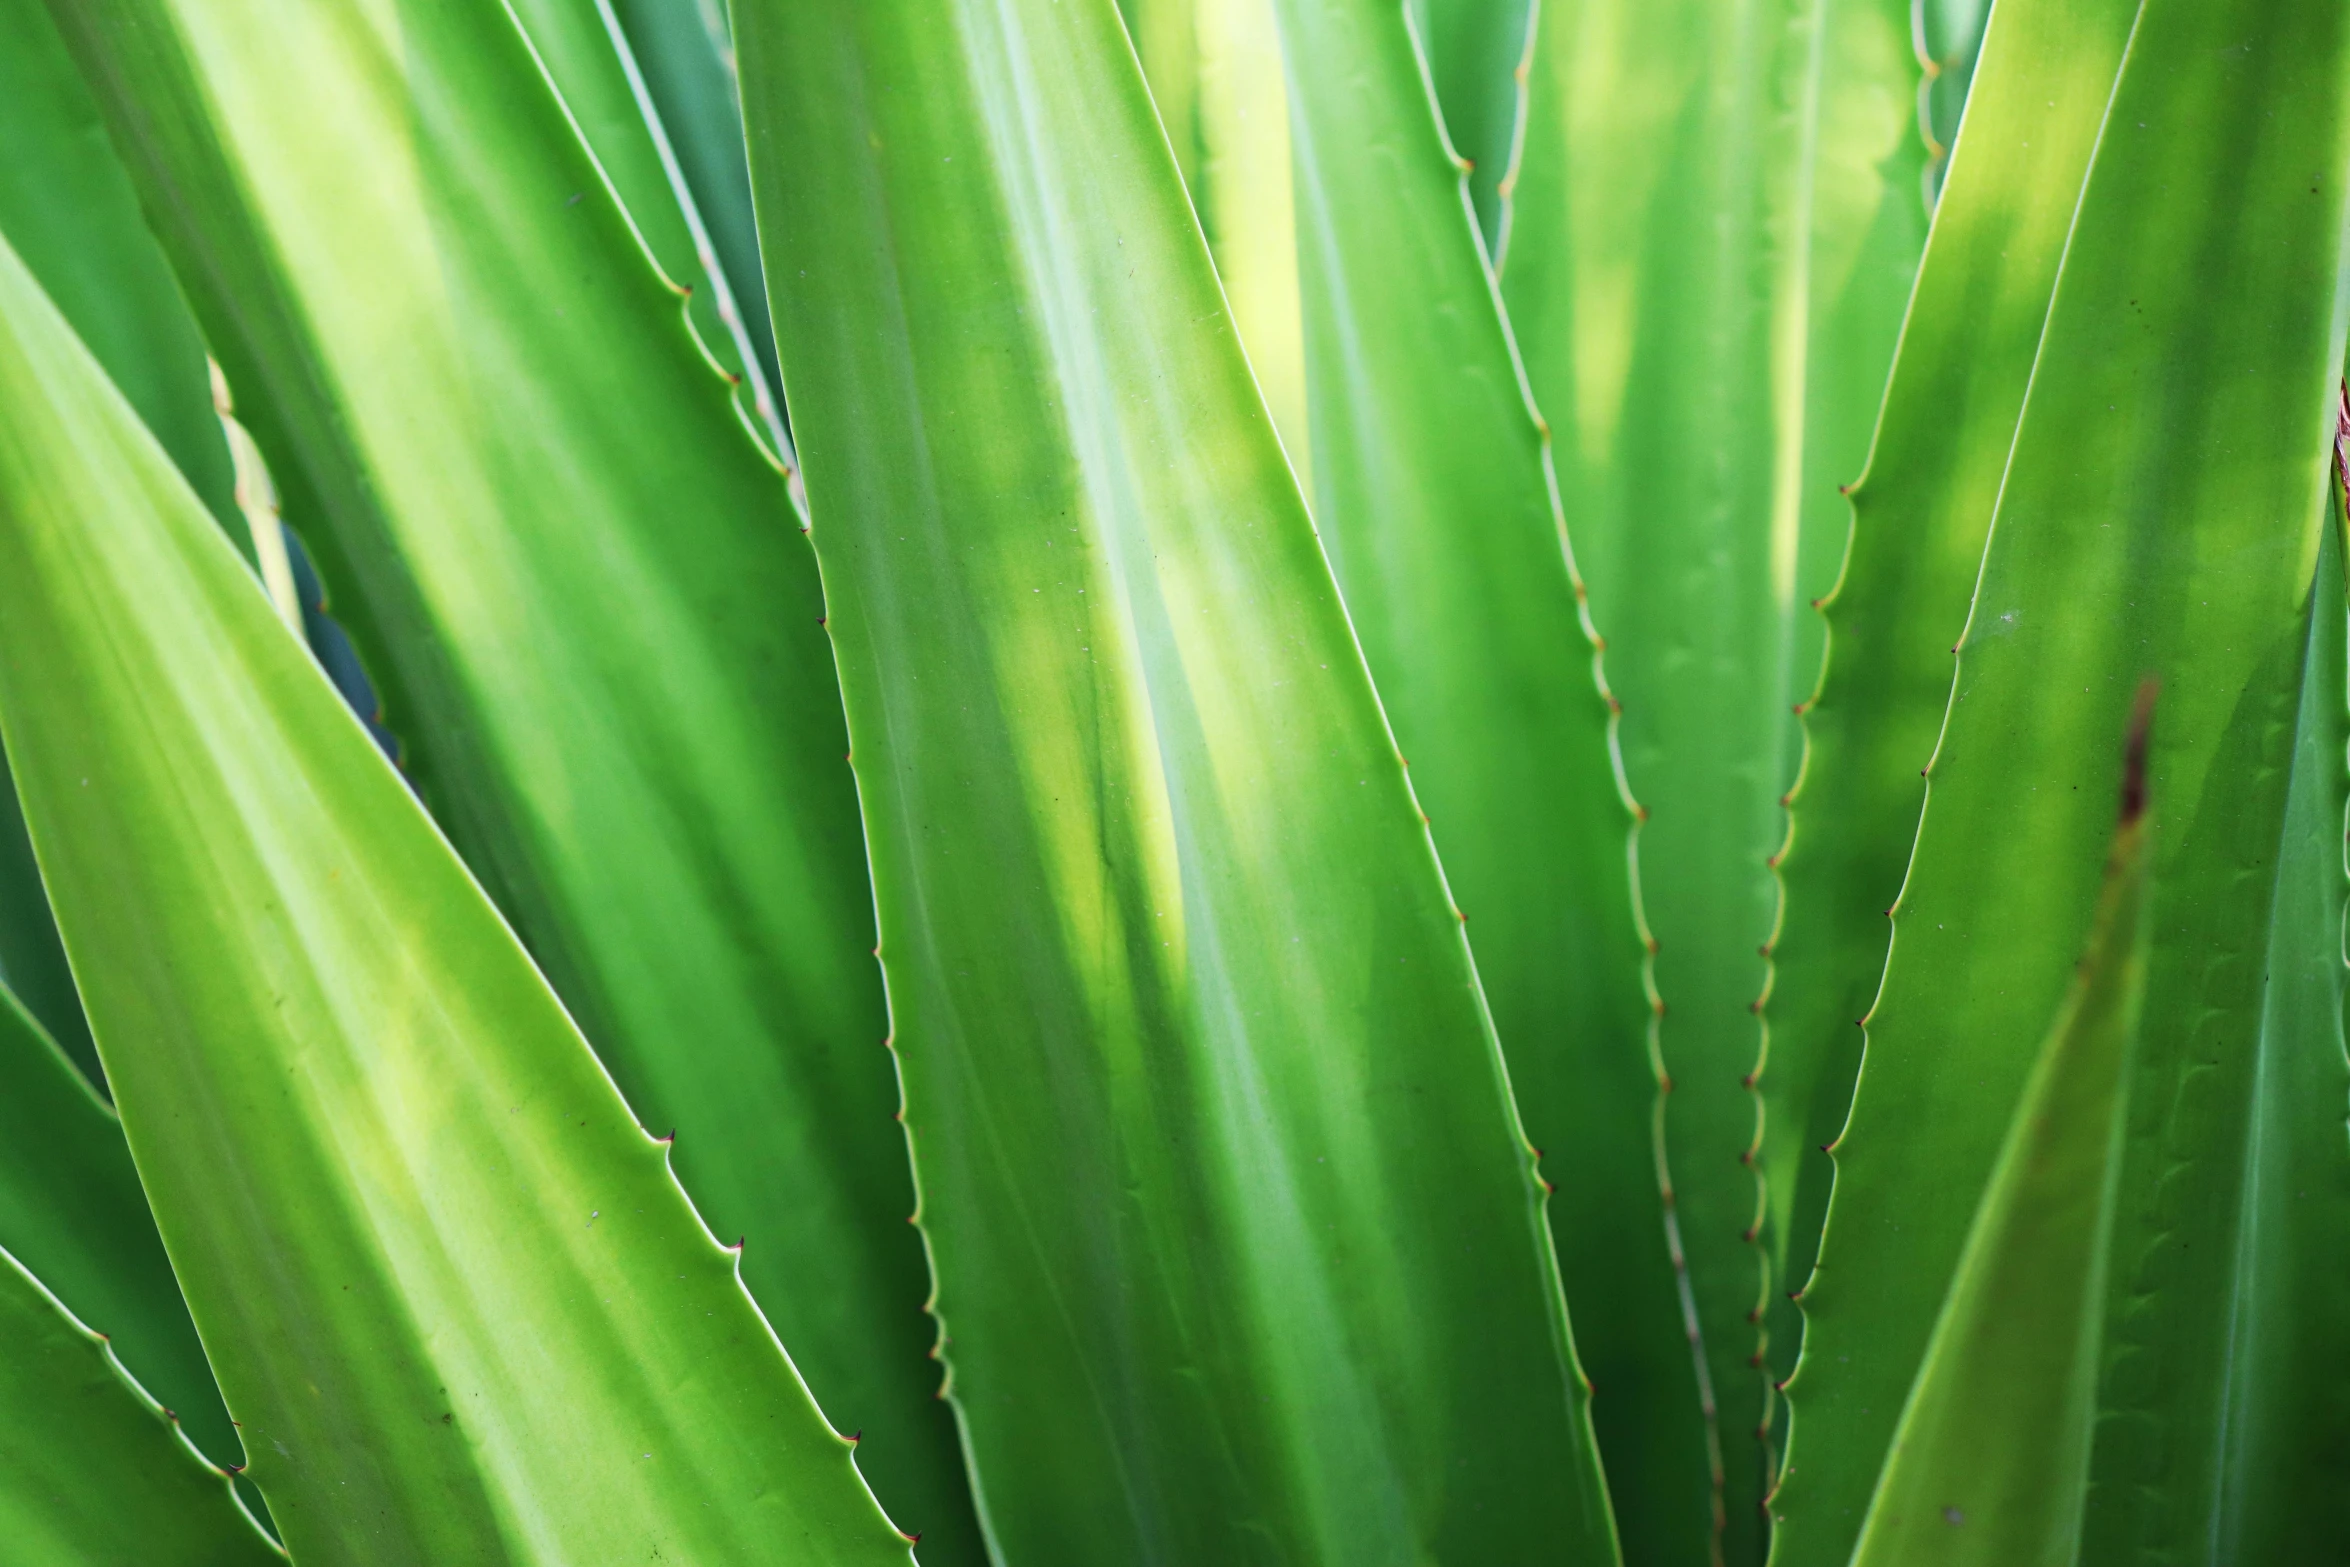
48 0 979 1550
735 2 1615 1562
1848 730 2152 1567
0 1246 277 1567
1232 1 1680 1557
1774 1 2350 1561
1504 0 1926 1550
1762 0 2139 1406
0 223 911 1564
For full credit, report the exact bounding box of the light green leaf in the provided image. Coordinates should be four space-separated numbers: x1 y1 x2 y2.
1505 0 1925 1549
502 0 786 457
736 2 1615 1562
1257 0 1681 1557
1407 0 1531 256
1120 0 1315 485
1848 735 2151 1567
0 975 232 1470
0 1244 277 1566
0 220 912 1564
48 0 979 1548
1773 0 2350 1560
1762 0 2138 1406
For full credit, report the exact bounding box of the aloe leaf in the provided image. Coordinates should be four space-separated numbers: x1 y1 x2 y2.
48 0 981 1549
1762 0 2137 1406
1847 720 2152 1567
1503 0 1925 1549
603 0 784 420
1121 0 1315 484
1246 1 1683 1557
0 0 234 1085
0 1245 277 1566
501 0 784 455
735 3 1616 1562
2170 502 2350 1561
0 748 90 1085
1772 0 2350 1559
0 220 912 1564
0 977 233 1471
1406 0 1531 256
1915 0 1992 207
0 0 236 545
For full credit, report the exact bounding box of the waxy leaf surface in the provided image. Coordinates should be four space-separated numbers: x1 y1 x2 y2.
0 1246 276 1567
737 2 1614 1562
0 221 911 1567
1763 0 2138 1401
48 0 978 1549
1775 1 2350 1560
1848 772 2150 1567
1506 0 1925 1550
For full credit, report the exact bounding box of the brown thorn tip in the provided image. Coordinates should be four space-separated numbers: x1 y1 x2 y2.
2121 677 2159 824
851 1430 862 1443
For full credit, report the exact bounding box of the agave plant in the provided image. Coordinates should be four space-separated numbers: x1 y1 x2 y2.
1 0 2345 1562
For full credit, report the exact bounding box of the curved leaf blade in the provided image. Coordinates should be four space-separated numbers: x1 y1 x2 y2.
1849 748 2151 1567
0 981 232 1471
1506 0 1927 1548
1260 1 1684 1557
0 222 911 1566
736 2 1613 1561
1773 1 2350 1559
1762 0 2139 1401
46 0 979 1548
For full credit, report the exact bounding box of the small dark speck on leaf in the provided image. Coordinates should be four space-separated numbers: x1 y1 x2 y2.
1943 1507 1965 1526
564 191 583 207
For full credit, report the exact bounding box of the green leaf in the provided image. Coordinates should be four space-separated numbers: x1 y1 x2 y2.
502 0 786 457
0 976 233 1470
736 3 1616 1562
1916 0 1992 207
1772 0 2350 1560
1847 727 2151 1567
1119 0 1315 485
1257 1 1682 1558
0 220 911 1564
0 745 92 1086
0 1245 277 1566
48 0 978 1548
1406 0 1531 256
603 0 786 430
1762 0 2138 1406
1504 0 1926 1550
2167 499 2350 1562
0 0 237 545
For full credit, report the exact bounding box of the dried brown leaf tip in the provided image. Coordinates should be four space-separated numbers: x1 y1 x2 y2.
2121 677 2159 826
